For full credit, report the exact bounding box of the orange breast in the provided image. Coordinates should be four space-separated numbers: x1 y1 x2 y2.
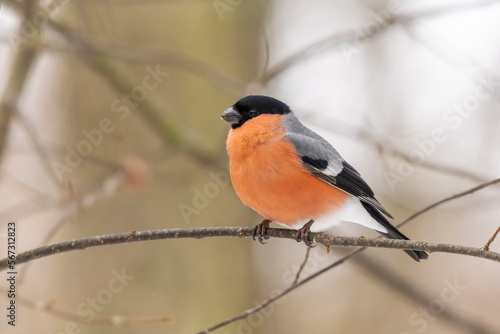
227 114 349 225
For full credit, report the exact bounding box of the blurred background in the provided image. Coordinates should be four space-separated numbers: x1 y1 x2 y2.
1 0 499 333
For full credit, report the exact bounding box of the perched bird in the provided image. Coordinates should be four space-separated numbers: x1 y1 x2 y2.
221 95 428 261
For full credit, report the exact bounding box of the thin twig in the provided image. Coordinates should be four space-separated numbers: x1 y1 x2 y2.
303 116 489 184
31 39 247 97
202 248 414 334
14 110 61 189
398 178 500 229
43 19 220 168
388 147 489 184
17 173 125 283
16 207 75 284
198 177 500 332
210 251 497 334
406 25 500 102
292 247 311 286
262 0 500 83
197 248 364 334
353 256 496 334
484 226 500 251
0 0 40 166
0 288 173 325
0 170 54 206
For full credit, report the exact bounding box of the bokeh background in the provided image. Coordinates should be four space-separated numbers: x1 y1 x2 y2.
1 0 499 333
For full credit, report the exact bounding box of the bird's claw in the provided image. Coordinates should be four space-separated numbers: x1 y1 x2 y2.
253 219 271 244
295 220 316 247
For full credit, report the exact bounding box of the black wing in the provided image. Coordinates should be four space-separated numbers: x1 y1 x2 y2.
303 157 393 219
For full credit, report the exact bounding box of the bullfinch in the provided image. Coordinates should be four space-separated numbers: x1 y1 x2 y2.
221 95 428 261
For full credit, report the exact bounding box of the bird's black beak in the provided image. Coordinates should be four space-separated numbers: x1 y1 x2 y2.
221 107 241 125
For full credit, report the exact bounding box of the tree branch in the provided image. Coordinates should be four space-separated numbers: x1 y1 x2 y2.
197 248 365 334
2 227 500 272
484 226 500 251
351 255 497 334
0 288 173 325
0 0 40 166
198 248 498 334
1 178 499 271
397 178 500 229
303 116 490 184
44 19 220 168
29 40 248 98
198 177 500 332
292 247 311 286
262 0 500 83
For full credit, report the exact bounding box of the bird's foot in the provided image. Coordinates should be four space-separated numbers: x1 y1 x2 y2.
296 219 316 247
253 219 272 244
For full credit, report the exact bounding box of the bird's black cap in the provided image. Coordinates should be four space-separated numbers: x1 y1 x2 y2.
221 95 291 129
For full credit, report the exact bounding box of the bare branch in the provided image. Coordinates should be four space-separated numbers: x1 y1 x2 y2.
292 247 310 286
14 110 62 189
0 0 40 165
17 173 125 283
303 116 489 184
352 256 497 334
262 0 500 83
43 19 221 168
208 252 496 334
0 288 173 325
1 227 499 272
197 248 365 334
386 146 489 184
405 24 500 102
199 177 500 332
27 39 248 97
484 226 500 251
397 178 500 229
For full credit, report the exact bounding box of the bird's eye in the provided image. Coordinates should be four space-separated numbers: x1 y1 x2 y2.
249 109 258 117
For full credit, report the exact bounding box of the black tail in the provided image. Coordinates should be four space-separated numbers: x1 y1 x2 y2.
360 202 428 262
